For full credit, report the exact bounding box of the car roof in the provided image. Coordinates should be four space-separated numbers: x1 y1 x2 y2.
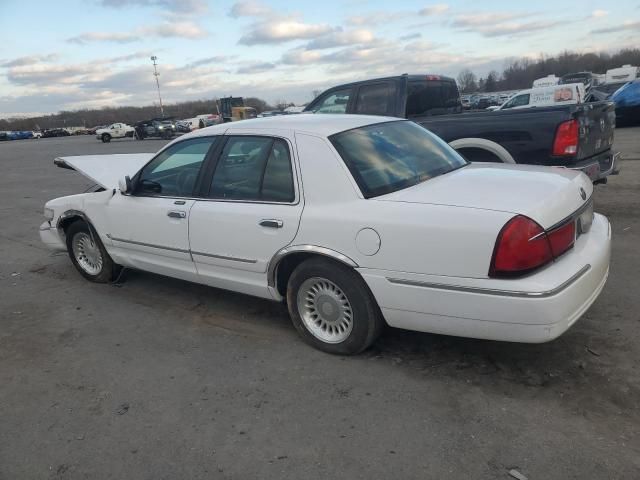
183 114 403 139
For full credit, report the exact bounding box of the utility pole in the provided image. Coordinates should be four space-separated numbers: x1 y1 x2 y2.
150 56 164 118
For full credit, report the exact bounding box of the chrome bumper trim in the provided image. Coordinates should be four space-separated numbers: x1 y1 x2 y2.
386 264 591 298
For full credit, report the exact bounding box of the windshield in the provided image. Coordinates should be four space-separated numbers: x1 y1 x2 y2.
330 121 468 198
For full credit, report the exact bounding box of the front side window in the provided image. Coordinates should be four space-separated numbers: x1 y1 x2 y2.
209 136 295 202
309 89 352 114
137 137 216 197
330 121 467 198
354 82 396 116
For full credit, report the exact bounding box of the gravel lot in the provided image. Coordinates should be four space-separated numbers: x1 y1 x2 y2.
1 130 639 479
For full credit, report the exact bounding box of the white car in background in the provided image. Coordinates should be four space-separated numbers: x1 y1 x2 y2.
95 123 135 143
40 115 610 354
492 83 587 111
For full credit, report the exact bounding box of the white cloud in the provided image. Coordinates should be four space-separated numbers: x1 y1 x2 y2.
67 31 140 44
419 4 449 15
592 20 640 34
591 9 609 18
67 21 208 44
143 21 208 39
229 0 272 18
451 12 524 27
346 11 409 26
451 12 560 37
239 20 334 45
306 29 375 50
0 54 58 68
99 0 207 14
236 62 277 74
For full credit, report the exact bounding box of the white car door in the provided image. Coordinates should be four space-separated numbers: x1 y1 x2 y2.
189 134 303 299
105 136 218 281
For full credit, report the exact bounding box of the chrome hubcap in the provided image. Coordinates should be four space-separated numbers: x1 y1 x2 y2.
72 232 103 275
297 277 353 343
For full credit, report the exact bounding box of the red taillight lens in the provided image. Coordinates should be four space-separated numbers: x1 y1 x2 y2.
490 215 577 278
552 119 579 156
547 221 575 257
490 216 553 277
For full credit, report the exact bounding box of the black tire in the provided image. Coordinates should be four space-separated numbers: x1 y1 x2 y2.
101 133 111 143
286 258 384 355
65 220 120 283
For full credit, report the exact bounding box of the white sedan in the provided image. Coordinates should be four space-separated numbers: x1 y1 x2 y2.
40 115 611 354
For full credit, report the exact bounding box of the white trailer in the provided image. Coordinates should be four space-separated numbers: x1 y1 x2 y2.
605 65 639 84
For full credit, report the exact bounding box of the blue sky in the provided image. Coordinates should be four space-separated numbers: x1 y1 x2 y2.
0 0 638 117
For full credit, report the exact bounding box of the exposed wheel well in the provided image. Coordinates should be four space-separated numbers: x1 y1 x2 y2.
274 252 354 298
58 215 85 234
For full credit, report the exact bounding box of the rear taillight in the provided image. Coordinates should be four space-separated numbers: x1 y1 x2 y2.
547 221 575 257
490 215 576 278
552 119 579 156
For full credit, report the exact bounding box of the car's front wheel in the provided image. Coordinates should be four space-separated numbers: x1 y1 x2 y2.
101 133 111 143
66 220 119 283
287 258 384 355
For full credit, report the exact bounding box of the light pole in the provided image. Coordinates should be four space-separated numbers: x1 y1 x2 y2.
150 56 164 118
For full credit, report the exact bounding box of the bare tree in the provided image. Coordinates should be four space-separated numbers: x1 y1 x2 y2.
457 69 478 93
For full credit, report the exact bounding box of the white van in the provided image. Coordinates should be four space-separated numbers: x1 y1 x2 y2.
532 74 559 88
494 83 586 110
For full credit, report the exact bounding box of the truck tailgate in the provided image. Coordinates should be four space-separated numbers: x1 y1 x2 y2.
577 101 616 160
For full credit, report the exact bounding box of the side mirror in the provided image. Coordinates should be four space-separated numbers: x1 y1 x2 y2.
118 175 132 194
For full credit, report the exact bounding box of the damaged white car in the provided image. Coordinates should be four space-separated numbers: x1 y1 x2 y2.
40 115 611 354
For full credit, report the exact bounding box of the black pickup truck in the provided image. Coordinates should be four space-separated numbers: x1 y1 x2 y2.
304 74 619 183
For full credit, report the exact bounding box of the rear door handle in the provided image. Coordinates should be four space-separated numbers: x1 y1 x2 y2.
168 210 186 219
259 219 283 228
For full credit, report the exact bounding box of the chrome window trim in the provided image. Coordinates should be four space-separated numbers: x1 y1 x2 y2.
386 264 591 298
205 133 301 205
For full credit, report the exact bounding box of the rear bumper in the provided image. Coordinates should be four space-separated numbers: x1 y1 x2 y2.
359 213 611 343
560 150 621 182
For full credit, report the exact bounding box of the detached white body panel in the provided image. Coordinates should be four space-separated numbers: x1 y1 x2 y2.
41 114 611 345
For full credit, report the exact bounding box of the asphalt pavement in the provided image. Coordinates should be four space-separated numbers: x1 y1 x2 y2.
1 130 639 479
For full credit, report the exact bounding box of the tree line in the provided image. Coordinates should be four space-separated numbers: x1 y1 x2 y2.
457 48 640 93
0 97 288 131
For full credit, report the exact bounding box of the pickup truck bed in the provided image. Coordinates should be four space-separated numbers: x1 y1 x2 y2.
305 74 619 182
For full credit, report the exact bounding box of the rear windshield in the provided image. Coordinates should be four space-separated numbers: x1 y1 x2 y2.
406 80 462 117
330 121 468 198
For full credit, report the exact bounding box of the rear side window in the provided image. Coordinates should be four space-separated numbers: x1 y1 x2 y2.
308 89 351 114
406 80 462 117
209 136 295 202
354 82 397 116
330 121 467 198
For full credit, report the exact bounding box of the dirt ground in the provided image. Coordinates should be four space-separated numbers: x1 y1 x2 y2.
1 129 639 479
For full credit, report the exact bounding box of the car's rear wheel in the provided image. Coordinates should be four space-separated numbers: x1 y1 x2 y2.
66 220 119 283
101 133 111 143
287 258 384 354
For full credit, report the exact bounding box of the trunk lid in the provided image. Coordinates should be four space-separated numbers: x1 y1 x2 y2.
54 154 154 189
575 101 616 160
375 163 593 228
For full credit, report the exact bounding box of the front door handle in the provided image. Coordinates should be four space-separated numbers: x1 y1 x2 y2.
168 210 186 219
259 219 283 228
